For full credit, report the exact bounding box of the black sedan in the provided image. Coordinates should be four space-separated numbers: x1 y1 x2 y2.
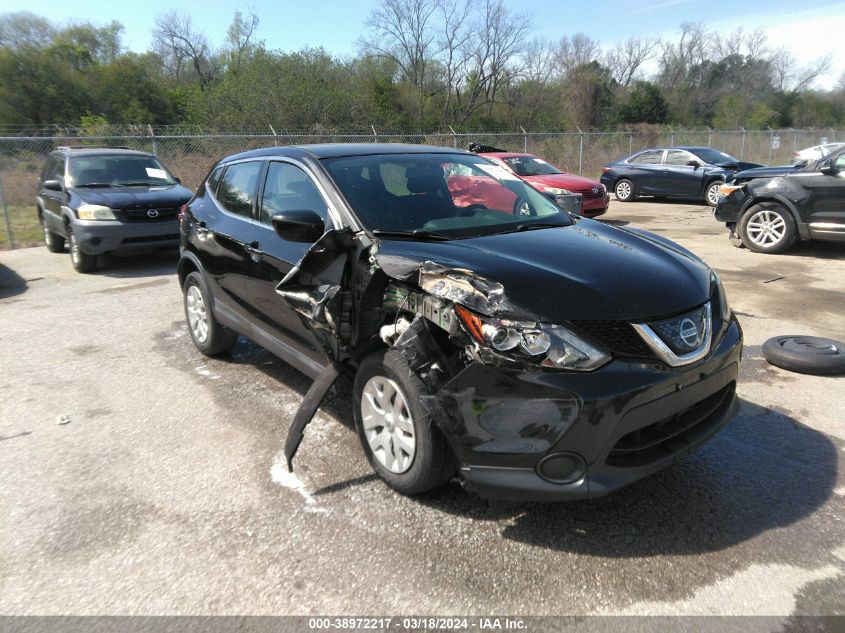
600 147 763 206
715 147 845 253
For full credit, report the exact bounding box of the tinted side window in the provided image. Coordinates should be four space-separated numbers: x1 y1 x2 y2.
217 161 262 218
833 154 845 170
42 156 64 182
665 150 693 166
206 165 224 197
630 150 663 164
260 162 330 225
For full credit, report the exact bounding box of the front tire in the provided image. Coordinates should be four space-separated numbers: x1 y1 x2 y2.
738 202 797 254
67 225 97 273
183 271 237 356
614 179 635 202
42 216 65 253
705 181 723 207
353 349 455 495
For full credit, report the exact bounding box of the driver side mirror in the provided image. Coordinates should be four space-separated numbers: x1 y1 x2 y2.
686 159 702 168
43 179 63 191
271 210 325 243
820 159 839 175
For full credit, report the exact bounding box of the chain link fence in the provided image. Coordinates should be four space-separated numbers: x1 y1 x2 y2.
1 126 842 249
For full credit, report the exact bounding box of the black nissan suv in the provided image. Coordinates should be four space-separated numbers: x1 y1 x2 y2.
37 147 193 272
178 144 742 501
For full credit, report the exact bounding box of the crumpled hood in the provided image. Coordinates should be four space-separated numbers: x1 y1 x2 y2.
523 173 603 192
375 219 711 321
74 184 193 209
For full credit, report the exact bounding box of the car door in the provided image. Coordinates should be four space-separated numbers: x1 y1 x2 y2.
623 149 665 194
798 151 845 225
195 159 265 329
658 149 703 197
240 159 337 369
38 155 67 234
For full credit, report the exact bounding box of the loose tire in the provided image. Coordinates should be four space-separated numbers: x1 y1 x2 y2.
353 349 455 495
704 181 723 207
41 215 65 253
614 179 635 202
738 202 797 254
67 225 97 273
762 335 845 376
182 271 237 356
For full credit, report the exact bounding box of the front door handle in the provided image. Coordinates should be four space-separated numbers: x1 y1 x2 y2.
244 241 263 262
196 220 210 238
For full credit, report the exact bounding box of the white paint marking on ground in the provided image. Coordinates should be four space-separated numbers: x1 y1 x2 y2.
603 563 840 616
270 453 327 513
194 365 220 380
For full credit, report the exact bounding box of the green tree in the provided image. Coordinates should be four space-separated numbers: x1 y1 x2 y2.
618 81 667 124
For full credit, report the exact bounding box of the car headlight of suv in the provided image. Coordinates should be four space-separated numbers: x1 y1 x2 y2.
77 204 116 220
718 183 744 198
711 271 731 321
454 305 610 371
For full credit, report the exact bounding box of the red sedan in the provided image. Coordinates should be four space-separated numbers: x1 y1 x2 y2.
476 150 610 218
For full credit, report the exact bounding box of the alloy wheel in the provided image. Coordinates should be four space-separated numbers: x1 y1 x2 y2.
185 284 209 343
616 181 632 200
745 209 786 248
706 183 721 206
361 375 416 474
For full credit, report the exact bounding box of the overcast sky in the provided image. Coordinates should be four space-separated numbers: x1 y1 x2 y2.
2 0 842 89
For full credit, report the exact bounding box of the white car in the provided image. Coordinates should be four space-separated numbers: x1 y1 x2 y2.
792 142 845 164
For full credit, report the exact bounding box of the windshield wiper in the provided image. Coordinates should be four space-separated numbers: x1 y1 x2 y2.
76 183 120 188
371 229 453 241
122 181 166 187
514 222 566 232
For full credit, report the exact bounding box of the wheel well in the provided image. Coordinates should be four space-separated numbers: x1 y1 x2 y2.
703 177 724 191
177 257 199 288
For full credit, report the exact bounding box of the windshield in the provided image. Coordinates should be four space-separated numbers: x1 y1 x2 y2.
322 153 570 238
688 148 739 165
502 156 562 176
68 154 175 187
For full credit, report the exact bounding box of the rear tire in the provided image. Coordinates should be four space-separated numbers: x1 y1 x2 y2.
183 271 237 356
738 202 797 254
614 179 635 202
353 349 456 495
67 225 97 273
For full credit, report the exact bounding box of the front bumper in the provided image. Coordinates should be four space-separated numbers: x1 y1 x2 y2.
713 190 749 225
427 316 743 501
72 218 180 255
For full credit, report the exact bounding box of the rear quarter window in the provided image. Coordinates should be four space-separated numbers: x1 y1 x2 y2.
216 161 262 218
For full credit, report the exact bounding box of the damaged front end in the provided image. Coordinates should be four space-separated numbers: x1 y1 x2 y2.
276 227 602 476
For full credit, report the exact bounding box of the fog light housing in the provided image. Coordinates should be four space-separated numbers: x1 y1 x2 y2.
536 452 586 484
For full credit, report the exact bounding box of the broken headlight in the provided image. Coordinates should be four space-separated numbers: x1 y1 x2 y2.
454 305 610 371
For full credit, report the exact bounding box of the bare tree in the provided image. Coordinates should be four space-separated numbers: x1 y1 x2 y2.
658 22 710 91
152 10 215 88
456 0 531 122
771 48 832 92
516 38 557 126
360 0 439 126
0 12 54 49
435 0 472 123
554 33 600 77
606 37 659 86
226 10 260 75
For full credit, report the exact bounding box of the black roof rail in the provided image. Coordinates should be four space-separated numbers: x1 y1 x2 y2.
54 145 138 151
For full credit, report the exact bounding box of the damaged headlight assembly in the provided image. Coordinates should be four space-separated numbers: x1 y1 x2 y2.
453 305 610 371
